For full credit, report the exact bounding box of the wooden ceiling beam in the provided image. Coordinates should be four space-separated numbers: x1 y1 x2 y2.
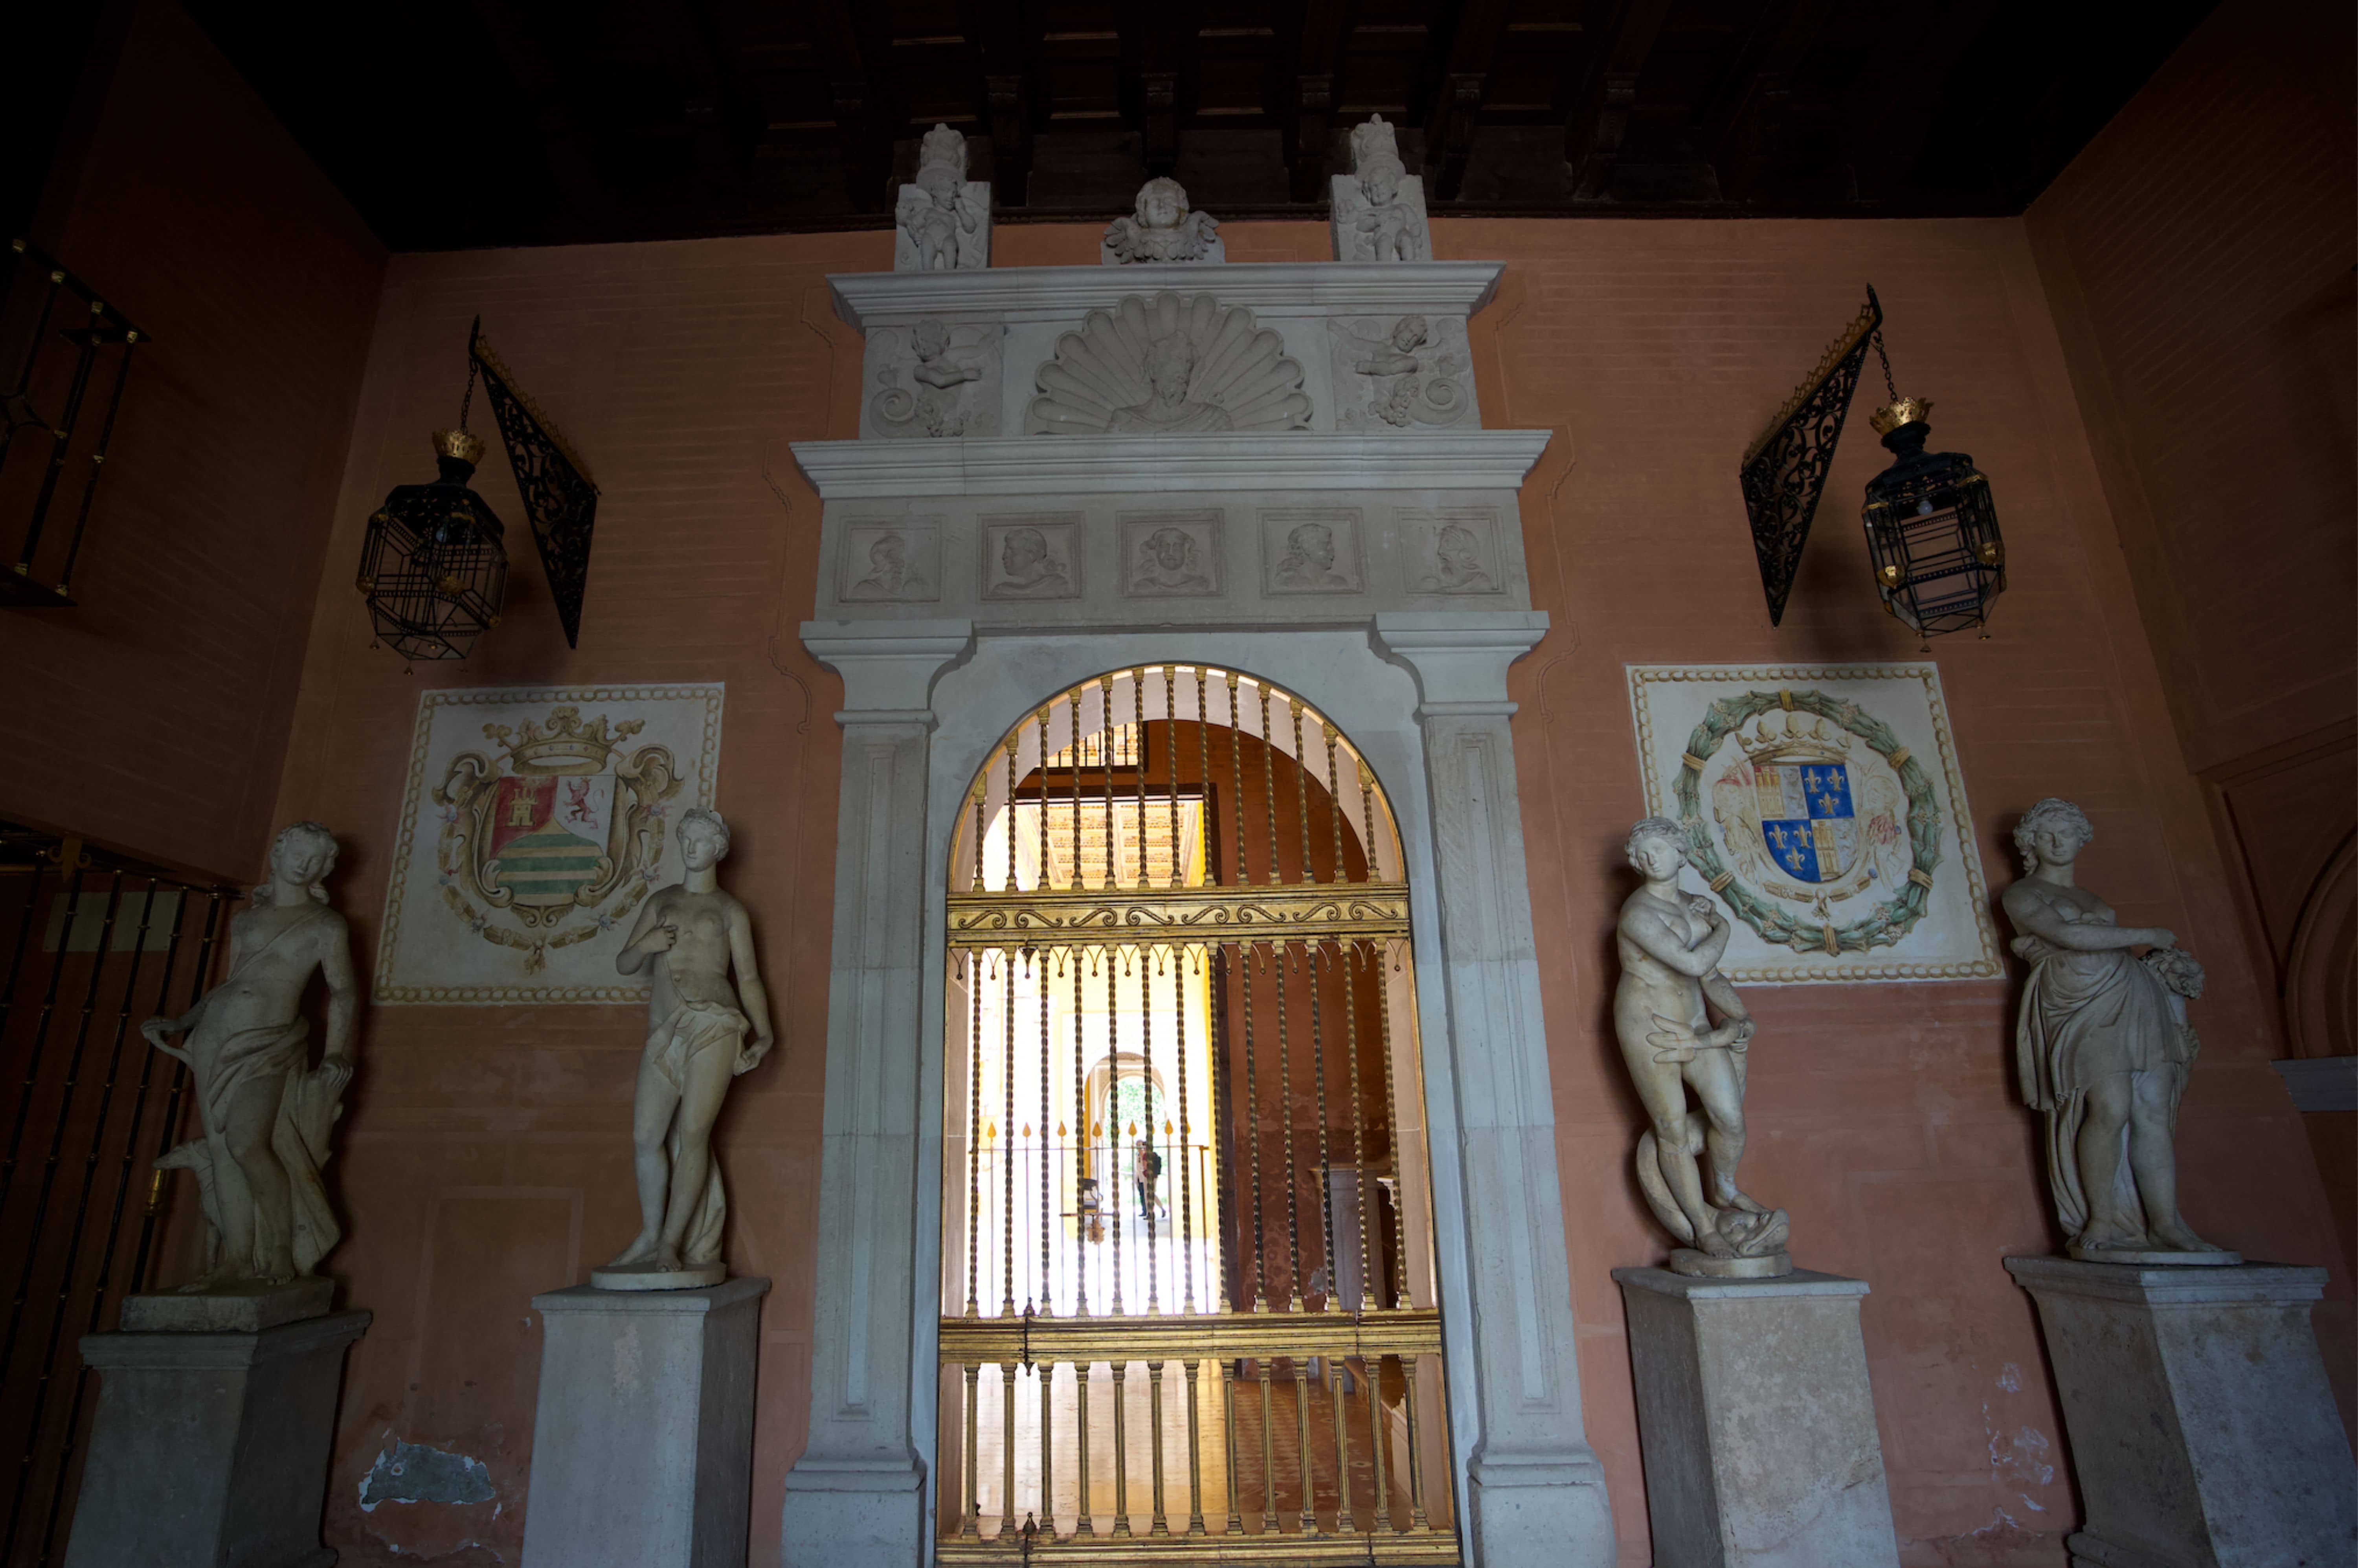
804 0 895 210
1709 0 1841 202
1287 0 1352 201
1562 0 1675 199
1841 0 2003 202
1422 0 1511 200
965 0 1032 200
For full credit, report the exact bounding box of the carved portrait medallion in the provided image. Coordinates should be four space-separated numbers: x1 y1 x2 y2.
838 521 942 604
1400 508 1505 596
1260 508 1366 596
1120 510 1224 598
981 514 1084 601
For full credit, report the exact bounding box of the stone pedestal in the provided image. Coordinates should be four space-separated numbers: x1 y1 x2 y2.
2004 1256 2358 1568
521 1278 768 1568
64 1309 369 1568
1613 1267 1899 1568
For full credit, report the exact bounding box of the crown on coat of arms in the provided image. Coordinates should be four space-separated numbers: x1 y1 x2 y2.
1735 710 1852 766
483 707 644 775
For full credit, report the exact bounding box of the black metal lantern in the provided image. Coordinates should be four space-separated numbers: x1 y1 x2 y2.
357 425 508 661
1860 334 2006 642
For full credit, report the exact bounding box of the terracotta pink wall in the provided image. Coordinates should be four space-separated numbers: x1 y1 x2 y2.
0 0 383 878
2025 0 2355 1054
241 209 2351 1568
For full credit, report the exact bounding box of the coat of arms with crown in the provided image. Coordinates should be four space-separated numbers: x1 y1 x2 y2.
430 705 684 972
1679 688 1937 959
1626 665 1998 982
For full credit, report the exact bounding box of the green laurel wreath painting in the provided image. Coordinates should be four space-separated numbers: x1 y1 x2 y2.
1672 687 1943 959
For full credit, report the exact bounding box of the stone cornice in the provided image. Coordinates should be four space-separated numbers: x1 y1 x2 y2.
828 261 1506 328
790 430 1553 498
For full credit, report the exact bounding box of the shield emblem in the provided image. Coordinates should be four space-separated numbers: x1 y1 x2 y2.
486 774 614 907
1755 761 1855 884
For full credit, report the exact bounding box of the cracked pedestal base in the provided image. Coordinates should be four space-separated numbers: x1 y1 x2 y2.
64 1310 369 1568
521 1278 769 1568
1614 1267 1899 1568
2007 1256 2355 1568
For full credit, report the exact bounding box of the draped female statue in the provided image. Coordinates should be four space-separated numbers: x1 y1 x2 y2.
2003 798 2229 1261
142 822 356 1287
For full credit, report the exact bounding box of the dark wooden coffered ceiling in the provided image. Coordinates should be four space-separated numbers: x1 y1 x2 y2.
186 0 2217 251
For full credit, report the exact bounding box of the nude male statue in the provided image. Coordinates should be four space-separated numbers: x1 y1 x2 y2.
603 808 774 1280
143 821 356 1287
1616 817 1789 1271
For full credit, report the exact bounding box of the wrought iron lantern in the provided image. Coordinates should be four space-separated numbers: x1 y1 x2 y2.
1859 337 2005 641
357 427 507 661
357 353 507 661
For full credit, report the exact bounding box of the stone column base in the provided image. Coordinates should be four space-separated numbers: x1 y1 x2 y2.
64 1308 370 1568
521 1278 768 1568
1613 1267 1899 1568
2005 1255 2357 1568
779 1456 927 1566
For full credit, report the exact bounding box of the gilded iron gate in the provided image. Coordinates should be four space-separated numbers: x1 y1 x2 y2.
0 823 229 1566
938 667 1459 1562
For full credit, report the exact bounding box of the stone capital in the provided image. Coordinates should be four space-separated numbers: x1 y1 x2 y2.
1372 610 1548 716
801 619 973 722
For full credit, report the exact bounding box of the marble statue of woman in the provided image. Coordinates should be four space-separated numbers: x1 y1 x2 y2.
2003 798 2229 1261
599 808 775 1287
1616 817 1790 1275
142 821 356 1289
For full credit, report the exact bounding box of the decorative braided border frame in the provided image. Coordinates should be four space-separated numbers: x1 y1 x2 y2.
1630 663 2000 983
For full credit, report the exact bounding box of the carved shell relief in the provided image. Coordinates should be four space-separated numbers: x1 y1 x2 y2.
1028 293 1312 435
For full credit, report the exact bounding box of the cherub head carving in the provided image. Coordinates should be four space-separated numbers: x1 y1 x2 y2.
1136 176 1189 231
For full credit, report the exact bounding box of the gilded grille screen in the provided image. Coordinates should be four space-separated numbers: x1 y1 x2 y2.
939 666 1458 1561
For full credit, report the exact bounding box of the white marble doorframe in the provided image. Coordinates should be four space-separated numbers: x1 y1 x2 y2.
787 613 1615 1567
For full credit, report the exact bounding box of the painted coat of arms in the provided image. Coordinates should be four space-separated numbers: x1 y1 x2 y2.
1627 663 1998 983
378 685 724 1003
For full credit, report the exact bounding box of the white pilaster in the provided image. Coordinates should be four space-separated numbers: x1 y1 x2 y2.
1372 610 1619 1567
780 620 974 1567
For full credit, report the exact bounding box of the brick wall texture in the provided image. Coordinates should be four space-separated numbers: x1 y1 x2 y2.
12 6 2349 1568
0 0 384 878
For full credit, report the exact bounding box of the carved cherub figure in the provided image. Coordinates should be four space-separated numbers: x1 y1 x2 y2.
1104 177 1222 264
909 318 979 389
897 125 986 272
1334 115 1430 263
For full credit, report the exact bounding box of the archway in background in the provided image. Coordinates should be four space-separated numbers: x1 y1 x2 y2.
936 663 1458 1561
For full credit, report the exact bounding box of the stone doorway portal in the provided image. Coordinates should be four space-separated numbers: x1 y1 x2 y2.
934 665 1456 1559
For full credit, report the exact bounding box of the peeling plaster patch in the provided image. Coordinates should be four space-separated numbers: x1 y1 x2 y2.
360 1440 497 1511
1996 1361 2023 1392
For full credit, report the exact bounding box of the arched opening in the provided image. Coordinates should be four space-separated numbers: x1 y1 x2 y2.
937 664 1458 1560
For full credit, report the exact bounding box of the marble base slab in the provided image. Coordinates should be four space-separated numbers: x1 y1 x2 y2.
1614 1267 1899 1568
1670 1248 1791 1280
521 1277 769 1568
118 1277 335 1332
588 1261 727 1292
2063 1245 2242 1267
64 1310 369 1568
2005 1256 2357 1568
